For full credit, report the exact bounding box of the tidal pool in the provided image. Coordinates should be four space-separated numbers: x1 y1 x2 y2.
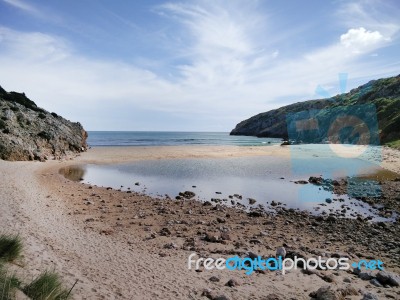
60 153 398 221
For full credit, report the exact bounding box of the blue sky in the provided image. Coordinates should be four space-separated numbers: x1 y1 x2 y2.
0 0 399 131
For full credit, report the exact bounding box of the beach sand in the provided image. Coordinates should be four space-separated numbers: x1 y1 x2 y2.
1 145 399 299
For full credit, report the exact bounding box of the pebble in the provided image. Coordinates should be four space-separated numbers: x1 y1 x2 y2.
225 279 240 287
209 276 220 282
248 198 257 205
361 293 378 300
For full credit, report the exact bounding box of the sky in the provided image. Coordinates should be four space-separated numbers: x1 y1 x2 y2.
0 0 399 131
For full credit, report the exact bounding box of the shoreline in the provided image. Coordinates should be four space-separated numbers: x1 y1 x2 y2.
1 145 400 299
81 144 400 175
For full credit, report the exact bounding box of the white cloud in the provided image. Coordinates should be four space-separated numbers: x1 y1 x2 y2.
336 0 400 37
1 0 66 27
157 1 271 87
340 27 388 53
0 27 70 62
272 50 279 58
2 0 38 14
0 1 399 131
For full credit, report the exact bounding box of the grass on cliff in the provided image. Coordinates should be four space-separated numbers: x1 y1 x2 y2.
386 139 400 150
0 235 22 262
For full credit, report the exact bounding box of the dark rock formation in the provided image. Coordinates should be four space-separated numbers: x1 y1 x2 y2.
230 74 400 145
0 86 87 161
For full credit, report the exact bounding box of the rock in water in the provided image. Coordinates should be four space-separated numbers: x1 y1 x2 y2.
0 86 87 161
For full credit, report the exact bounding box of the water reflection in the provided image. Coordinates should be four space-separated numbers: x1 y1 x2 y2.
59 156 398 221
59 166 86 182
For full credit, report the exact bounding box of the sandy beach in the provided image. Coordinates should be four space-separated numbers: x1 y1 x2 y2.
1 145 400 300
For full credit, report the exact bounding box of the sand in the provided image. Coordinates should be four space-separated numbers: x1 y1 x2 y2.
1 145 399 300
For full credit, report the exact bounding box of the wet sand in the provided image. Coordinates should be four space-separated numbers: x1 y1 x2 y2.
1 145 399 299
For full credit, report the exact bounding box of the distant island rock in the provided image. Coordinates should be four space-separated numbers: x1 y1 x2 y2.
230 75 400 145
0 86 88 161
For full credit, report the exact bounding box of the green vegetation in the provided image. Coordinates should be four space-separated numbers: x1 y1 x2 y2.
386 139 400 150
37 131 52 141
0 87 45 113
0 234 73 300
231 74 400 144
0 235 22 262
23 271 71 300
0 263 20 300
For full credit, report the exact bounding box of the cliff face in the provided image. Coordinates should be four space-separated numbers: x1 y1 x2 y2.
230 75 400 144
0 86 88 161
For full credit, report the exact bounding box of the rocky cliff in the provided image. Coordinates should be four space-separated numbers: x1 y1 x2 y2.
230 75 400 144
0 86 88 161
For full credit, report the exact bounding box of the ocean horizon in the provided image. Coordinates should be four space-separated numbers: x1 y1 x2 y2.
87 131 282 147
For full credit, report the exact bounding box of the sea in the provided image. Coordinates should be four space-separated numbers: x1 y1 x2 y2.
86 131 282 147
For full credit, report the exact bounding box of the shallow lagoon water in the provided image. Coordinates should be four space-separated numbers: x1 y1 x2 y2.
61 148 398 221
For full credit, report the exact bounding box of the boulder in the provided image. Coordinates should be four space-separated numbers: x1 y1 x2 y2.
376 271 400 286
0 86 87 161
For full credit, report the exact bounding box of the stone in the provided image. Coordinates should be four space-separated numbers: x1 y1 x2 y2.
249 238 262 244
361 293 378 300
247 252 259 260
276 246 286 259
216 217 226 223
225 279 240 287
220 232 231 241
338 286 358 297
359 272 374 281
309 176 323 185
248 198 257 205
179 191 196 199
248 211 263 217
201 288 214 299
370 278 383 287
159 227 171 236
205 233 219 243
163 243 178 249
294 180 308 184
310 286 340 300
209 276 220 282
376 271 400 286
